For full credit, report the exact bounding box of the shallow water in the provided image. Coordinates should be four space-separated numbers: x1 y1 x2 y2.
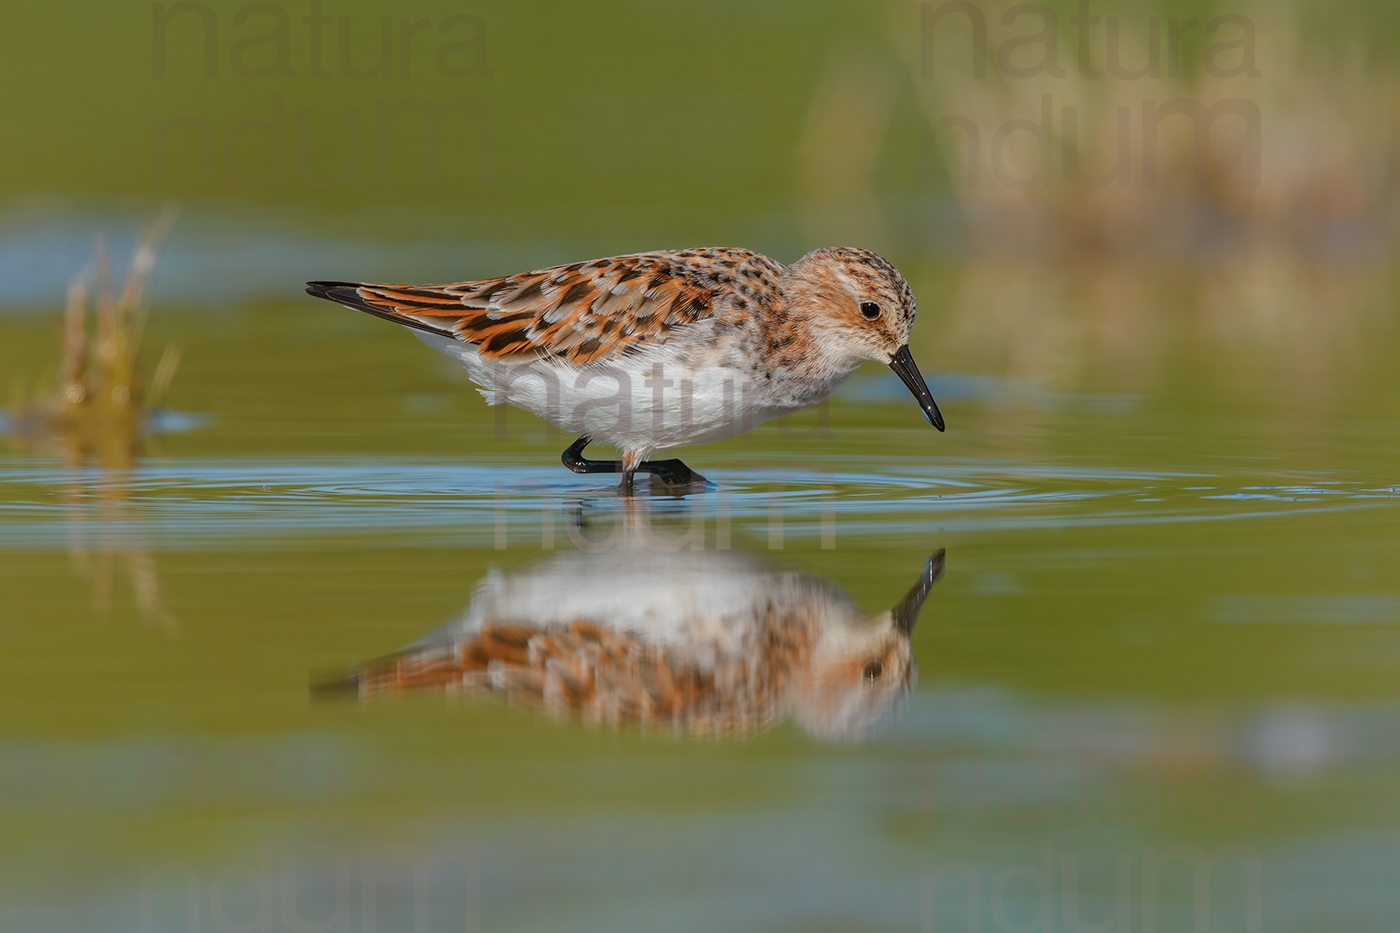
7 0 1400 922
4 280 1400 931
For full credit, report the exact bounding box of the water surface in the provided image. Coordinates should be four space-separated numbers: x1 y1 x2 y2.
4 285 1400 931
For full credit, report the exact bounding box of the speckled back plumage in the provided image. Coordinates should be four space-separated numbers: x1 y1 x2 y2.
312 247 787 367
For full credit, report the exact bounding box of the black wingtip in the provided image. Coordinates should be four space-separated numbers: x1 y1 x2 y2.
305 280 362 299
310 670 363 699
303 279 454 338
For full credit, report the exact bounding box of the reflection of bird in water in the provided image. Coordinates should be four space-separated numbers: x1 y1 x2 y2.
325 519 944 740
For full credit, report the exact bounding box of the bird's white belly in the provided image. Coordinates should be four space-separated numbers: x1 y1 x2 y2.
411 550 854 657
414 332 829 452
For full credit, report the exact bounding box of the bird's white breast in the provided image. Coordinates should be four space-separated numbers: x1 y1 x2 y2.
413 330 846 453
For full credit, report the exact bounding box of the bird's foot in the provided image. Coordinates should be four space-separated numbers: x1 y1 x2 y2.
637 458 710 494
563 437 710 495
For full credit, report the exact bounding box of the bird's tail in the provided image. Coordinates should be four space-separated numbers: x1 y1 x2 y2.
305 280 467 339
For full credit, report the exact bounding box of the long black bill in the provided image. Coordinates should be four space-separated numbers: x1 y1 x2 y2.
889 345 945 432
892 549 947 635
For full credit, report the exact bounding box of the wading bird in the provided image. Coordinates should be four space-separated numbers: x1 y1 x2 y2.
308 246 943 491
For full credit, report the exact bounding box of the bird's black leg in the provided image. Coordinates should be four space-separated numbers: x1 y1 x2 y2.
560 436 635 493
561 436 707 492
561 436 620 474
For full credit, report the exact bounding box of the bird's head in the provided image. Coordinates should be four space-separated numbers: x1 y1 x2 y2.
784 247 944 431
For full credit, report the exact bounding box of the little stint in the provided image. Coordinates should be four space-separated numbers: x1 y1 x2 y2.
307 246 944 489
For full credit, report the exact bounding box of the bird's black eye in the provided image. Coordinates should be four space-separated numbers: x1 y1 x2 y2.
862 661 884 681
859 301 880 320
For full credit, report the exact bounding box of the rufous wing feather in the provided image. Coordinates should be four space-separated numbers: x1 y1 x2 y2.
306 248 784 366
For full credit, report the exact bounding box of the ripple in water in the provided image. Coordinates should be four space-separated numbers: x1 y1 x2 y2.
0 456 1396 551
